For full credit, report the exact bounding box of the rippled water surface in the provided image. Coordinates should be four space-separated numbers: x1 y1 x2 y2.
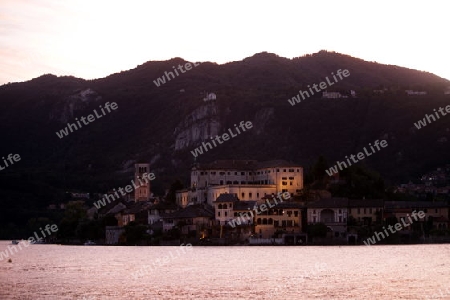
0 242 449 299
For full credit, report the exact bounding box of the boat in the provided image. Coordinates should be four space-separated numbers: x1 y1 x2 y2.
11 240 19 245
83 240 96 246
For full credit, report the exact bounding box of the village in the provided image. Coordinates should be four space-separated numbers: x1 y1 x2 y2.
45 160 450 246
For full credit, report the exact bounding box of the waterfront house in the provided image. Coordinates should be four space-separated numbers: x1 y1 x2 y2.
307 198 348 238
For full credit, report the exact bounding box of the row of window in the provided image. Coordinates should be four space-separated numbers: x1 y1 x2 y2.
312 217 346 223
256 219 297 227
137 167 148 173
198 169 300 176
312 209 344 214
233 210 299 217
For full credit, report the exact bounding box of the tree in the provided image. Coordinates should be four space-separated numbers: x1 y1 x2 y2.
124 221 148 245
166 179 184 203
307 223 328 238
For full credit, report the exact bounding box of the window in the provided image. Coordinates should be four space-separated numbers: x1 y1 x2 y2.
277 169 280 172
289 177 294 180
294 211 299 217
200 172 204 175
282 181 287 186
249 193 252 198
290 182 293 186
364 208 366 214
283 169 286 172
218 212 221 217
282 177 287 180
220 180 224 185
370 208 372 214
313 217 316 222
241 172 245 175
297 169 300 172
289 169 294 172
241 192 245 198
235 172 237 175
257 193 259 198
339 216 342 222
220 172 225 175
211 172 216 175
225 212 227 217
339 209 342 213
227 172 230 175
282 189 288 193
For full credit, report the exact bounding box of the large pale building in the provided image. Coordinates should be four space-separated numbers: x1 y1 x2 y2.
176 160 303 207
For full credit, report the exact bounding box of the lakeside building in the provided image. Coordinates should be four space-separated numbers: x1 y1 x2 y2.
307 198 349 238
176 160 303 208
384 201 449 230
348 199 384 226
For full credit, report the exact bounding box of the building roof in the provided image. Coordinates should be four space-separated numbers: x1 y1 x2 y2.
214 193 239 203
149 201 178 211
234 201 257 210
348 199 384 208
161 205 214 219
256 160 302 169
385 201 449 209
193 159 301 171
272 202 303 209
123 201 151 214
307 198 349 208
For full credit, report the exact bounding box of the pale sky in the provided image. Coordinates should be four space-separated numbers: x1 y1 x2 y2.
0 0 448 84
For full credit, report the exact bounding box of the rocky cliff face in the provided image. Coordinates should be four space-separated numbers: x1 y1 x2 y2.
49 88 102 123
174 101 220 151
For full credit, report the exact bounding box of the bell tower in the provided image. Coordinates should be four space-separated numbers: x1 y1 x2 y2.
134 163 151 202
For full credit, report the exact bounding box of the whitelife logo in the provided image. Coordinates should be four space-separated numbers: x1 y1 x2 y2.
228 192 291 228
153 62 201 87
0 224 58 261
93 172 155 209
363 210 425 246
413 105 450 130
190 121 253 158
287 69 350 106
55 102 118 139
325 139 388 176
0 153 21 171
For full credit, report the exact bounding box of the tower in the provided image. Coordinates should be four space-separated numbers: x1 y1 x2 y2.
134 163 151 202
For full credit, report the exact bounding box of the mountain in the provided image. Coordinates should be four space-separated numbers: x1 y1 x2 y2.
0 50 449 200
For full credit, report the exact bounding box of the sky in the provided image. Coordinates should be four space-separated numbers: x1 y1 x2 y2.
0 0 448 85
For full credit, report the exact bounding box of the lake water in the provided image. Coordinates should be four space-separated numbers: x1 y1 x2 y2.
0 241 449 299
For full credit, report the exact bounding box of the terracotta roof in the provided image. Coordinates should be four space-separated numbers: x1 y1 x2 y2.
214 193 239 203
307 198 349 208
194 160 301 171
234 201 257 210
348 199 384 208
149 202 178 210
272 202 303 209
385 201 449 209
161 205 214 219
